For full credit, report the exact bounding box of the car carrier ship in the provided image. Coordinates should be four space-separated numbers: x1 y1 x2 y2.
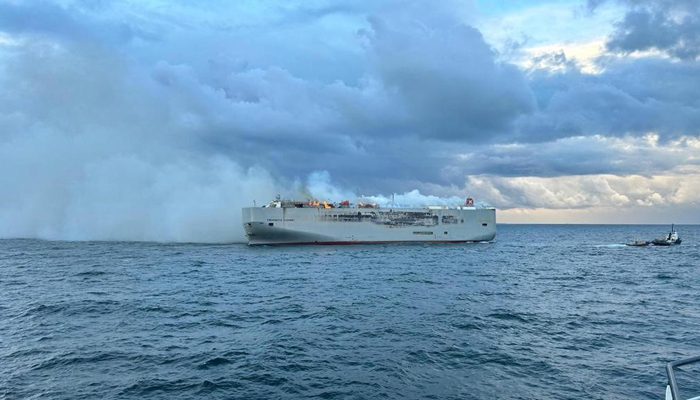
242 197 496 245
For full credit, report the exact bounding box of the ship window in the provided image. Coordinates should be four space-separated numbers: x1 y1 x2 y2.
482 223 488 226
269 223 274 226
444 231 448 235
461 219 464 223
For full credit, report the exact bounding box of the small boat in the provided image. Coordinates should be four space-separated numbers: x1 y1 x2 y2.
625 240 650 247
652 224 682 246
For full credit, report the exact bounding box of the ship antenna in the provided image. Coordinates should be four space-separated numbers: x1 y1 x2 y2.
392 193 395 207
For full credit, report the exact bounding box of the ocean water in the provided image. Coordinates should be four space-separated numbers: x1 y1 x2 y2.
2 224 700 400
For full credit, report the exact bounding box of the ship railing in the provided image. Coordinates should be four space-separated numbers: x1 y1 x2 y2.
666 355 700 400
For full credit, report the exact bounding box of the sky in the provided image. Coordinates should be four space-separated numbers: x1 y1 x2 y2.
1 0 699 242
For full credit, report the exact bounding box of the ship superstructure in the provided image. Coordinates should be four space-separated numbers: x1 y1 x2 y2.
242 198 496 245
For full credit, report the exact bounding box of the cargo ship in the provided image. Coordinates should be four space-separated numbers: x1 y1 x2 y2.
242 197 496 245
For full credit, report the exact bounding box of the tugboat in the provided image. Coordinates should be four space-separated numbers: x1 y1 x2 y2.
652 224 682 246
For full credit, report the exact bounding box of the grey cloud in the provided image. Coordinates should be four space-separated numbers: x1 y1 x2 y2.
589 0 700 59
607 8 700 60
0 1 84 38
520 1 700 143
444 135 700 179
0 0 159 44
366 15 535 142
3 0 700 241
2 0 536 144
519 57 700 142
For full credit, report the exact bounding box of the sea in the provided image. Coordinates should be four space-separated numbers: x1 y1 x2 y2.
2 224 699 400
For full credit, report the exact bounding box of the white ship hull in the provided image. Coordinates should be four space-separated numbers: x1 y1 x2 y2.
242 206 496 245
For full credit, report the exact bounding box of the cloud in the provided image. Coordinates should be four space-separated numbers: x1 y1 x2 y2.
518 56 700 142
607 7 700 60
465 170 700 211
446 135 700 178
1 0 700 241
0 10 476 241
0 38 284 242
363 10 535 142
588 0 700 60
0 0 159 44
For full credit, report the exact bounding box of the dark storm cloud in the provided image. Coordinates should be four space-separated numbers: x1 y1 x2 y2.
517 56 700 142
607 8 700 59
588 0 700 59
506 0 700 145
366 14 535 142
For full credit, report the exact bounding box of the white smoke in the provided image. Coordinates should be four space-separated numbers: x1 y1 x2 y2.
302 172 483 209
0 42 471 243
0 151 282 242
299 171 357 204
0 8 496 244
0 152 474 242
359 191 472 208
0 43 290 243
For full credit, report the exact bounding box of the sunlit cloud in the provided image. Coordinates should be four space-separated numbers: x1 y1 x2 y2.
521 39 606 73
468 170 700 223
